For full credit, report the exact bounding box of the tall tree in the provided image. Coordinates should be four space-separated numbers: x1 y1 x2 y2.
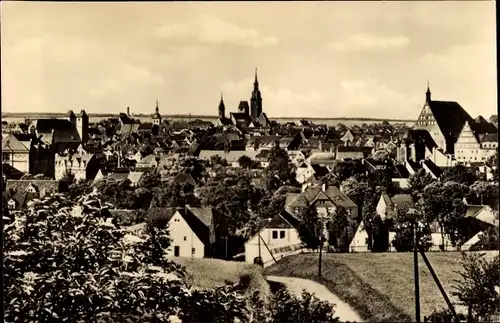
327 206 350 250
296 203 323 251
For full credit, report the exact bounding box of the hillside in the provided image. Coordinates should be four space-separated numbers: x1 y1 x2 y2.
265 252 497 322
172 257 270 300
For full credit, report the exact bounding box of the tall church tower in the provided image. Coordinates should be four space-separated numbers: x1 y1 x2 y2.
152 99 162 125
218 91 225 119
76 110 89 143
250 68 263 122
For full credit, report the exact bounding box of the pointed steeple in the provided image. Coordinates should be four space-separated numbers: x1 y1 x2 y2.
426 81 431 102
218 91 225 119
254 67 259 88
155 99 159 114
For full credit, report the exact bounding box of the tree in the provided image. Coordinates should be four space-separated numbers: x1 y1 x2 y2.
327 206 350 250
4 191 285 322
297 204 323 251
452 253 500 322
332 160 365 183
423 182 469 249
391 207 433 252
265 145 297 189
441 165 479 186
238 155 254 169
408 168 435 201
468 181 499 208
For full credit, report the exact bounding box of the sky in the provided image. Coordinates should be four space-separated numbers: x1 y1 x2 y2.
1 1 497 119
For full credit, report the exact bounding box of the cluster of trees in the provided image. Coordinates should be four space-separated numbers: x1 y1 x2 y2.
4 191 340 322
391 164 499 252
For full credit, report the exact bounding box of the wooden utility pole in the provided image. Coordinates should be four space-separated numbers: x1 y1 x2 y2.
318 235 324 277
413 221 421 323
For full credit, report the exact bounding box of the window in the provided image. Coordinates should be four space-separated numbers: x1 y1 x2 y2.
3 153 10 162
272 230 278 239
192 248 196 255
280 231 286 239
184 236 187 241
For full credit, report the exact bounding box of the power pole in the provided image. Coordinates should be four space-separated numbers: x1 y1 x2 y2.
413 221 421 323
318 237 323 277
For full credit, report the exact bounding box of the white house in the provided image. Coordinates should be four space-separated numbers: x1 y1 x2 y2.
147 206 216 258
376 193 415 221
244 211 303 266
349 222 369 252
295 163 316 184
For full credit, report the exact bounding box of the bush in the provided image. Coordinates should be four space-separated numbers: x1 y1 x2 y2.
423 309 467 322
269 289 340 323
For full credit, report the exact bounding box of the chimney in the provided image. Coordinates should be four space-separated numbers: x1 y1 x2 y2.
322 183 326 192
127 106 130 116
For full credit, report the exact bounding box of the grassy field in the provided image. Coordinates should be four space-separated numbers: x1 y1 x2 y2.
172 257 270 300
265 252 498 322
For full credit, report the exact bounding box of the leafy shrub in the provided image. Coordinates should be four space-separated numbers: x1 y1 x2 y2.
269 289 340 323
423 309 467 322
3 192 250 322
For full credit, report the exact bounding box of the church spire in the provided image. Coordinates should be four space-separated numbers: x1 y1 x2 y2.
155 99 159 113
218 91 225 119
426 81 431 102
254 67 259 88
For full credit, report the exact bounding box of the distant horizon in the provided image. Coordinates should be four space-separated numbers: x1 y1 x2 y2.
1 111 417 122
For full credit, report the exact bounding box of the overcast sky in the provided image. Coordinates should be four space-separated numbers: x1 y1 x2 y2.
2 1 496 119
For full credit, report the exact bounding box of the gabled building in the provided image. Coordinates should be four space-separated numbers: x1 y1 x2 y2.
244 210 303 265
2 134 30 173
455 116 498 163
54 153 100 181
29 110 89 153
146 206 217 258
414 84 474 155
285 183 359 249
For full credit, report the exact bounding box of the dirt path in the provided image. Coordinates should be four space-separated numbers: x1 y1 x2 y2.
267 275 363 323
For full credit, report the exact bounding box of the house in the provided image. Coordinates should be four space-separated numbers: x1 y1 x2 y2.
146 206 216 258
461 205 498 251
6 179 64 210
307 152 336 169
295 163 316 184
349 221 370 252
2 134 30 173
136 154 161 169
285 183 359 249
376 193 415 221
244 211 303 265
336 146 374 160
127 171 144 187
54 153 100 181
454 117 497 163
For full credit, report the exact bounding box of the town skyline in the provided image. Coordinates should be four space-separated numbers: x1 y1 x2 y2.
2 1 496 119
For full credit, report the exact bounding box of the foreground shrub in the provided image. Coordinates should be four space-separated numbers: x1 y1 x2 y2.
269 289 340 323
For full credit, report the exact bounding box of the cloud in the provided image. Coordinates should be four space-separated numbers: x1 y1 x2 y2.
221 78 326 117
339 78 421 118
329 34 410 52
156 14 278 48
